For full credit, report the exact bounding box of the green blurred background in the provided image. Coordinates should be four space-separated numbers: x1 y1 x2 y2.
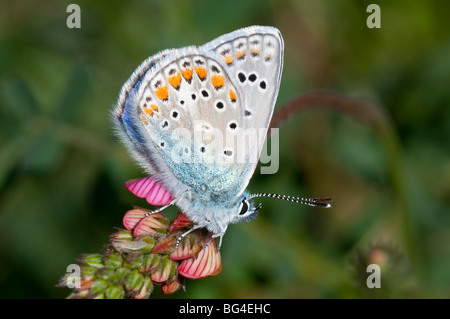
0 0 449 298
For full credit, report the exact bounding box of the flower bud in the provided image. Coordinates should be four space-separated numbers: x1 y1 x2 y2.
133 275 154 299
128 255 145 270
89 278 109 296
126 269 145 294
142 253 160 274
105 284 126 299
80 265 98 281
80 254 103 269
110 229 133 242
96 267 115 281
114 267 132 284
161 277 184 295
135 235 156 253
104 252 123 269
150 255 177 283
151 234 177 254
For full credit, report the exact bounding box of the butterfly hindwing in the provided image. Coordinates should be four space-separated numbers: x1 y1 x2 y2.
201 26 284 195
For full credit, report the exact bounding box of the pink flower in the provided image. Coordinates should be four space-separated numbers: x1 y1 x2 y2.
124 177 223 288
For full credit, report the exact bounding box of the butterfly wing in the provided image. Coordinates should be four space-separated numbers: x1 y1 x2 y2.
113 47 244 202
113 26 283 206
201 26 284 196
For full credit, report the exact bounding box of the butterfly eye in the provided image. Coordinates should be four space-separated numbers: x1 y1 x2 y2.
239 199 249 215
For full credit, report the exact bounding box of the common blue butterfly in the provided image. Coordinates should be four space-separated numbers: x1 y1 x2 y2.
113 26 331 249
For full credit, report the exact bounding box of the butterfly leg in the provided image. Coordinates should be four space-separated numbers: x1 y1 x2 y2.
175 224 205 248
144 199 177 217
204 223 228 251
175 207 211 248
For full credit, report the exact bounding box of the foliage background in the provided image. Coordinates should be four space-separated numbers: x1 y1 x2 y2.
0 0 449 298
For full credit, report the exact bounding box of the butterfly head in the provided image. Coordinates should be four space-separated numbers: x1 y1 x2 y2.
231 195 262 224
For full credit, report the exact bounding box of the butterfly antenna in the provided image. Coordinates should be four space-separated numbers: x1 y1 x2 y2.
249 193 332 208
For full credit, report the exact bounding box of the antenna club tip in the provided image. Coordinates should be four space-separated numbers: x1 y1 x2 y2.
314 197 333 203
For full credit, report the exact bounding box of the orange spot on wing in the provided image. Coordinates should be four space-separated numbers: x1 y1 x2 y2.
181 68 193 81
229 89 237 102
195 66 207 80
236 50 246 59
250 48 260 56
144 107 153 115
140 114 148 123
211 75 225 89
144 104 158 116
223 55 233 64
155 85 168 100
167 73 181 89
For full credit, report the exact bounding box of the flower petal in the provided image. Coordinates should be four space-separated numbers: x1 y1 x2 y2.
178 240 222 279
122 207 148 230
133 213 170 237
125 177 156 198
125 177 173 206
146 184 173 206
161 278 183 295
209 264 223 277
169 212 194 234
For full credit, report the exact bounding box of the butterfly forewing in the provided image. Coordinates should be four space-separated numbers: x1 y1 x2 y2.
113 49 185 176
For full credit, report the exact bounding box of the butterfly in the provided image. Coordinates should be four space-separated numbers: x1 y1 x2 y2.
112 26 331 249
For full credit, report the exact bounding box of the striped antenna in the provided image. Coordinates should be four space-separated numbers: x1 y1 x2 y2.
249 193 332 208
